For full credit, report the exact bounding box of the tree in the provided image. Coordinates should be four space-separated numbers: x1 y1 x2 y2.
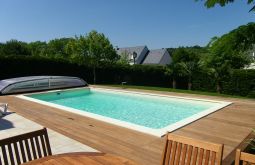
196 0 255 12
85 31 118 84
28 41 47 56
178 61 202 90
65 30 118 84
1 40 31 56
165 63 181 89
210 22 255 69
65 36 88 64
205 23 255 93
167 47 202 90
45 38 74 58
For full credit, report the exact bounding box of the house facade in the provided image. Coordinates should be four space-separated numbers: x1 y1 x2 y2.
116 46 149 65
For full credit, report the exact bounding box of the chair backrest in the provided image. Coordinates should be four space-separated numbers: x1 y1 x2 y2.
161 133 224 165
235 149 255 165
0 128 52 165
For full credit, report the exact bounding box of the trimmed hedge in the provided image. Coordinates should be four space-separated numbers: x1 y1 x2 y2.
0 55 254 98
0 56 175 88
221 69 255 97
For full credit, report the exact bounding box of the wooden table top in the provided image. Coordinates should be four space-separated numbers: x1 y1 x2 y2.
23 152 140 165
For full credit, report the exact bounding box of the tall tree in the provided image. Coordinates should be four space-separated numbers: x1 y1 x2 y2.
206 23 255 93
210 22 255 69
167 47 201 90
85 30 118 84
179 60 201 90
165 63 181 89
65 30 118 84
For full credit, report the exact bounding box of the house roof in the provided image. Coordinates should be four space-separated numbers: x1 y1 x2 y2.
143 49 168 64
116 46 147 56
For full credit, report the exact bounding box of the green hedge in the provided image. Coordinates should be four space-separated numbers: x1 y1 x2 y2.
0 55 93 81
0 56 174 88
0 55 254 98
221 69 255 97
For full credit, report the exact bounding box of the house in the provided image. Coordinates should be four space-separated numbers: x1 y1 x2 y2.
116 45 172 65
116 46 149 64
142 48 172 65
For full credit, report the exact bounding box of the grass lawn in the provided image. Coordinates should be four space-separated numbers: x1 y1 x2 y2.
101 84 252 99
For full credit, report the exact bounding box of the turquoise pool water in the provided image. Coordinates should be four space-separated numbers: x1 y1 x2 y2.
27 89 219 129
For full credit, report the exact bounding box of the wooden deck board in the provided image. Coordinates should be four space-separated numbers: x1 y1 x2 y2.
0 87 254 165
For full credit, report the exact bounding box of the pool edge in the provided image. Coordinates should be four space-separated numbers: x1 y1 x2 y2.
16 87 232 137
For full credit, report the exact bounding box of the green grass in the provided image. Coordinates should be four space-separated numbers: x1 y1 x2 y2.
100 84 252 99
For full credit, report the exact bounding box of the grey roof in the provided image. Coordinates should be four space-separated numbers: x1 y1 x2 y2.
116 46 147 56
143 49 168 64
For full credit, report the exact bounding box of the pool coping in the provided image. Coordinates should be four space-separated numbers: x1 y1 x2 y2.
16 87 232 137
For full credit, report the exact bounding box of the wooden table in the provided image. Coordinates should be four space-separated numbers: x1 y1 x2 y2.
23 152 140 165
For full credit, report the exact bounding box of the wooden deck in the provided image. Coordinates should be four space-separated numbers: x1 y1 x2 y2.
0 86 254 165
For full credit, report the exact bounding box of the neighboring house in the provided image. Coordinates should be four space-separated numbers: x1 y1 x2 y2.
142 48 172 65
116 45 172 65
116 46 149 64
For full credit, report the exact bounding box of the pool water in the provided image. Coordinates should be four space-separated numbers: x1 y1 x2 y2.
27 88 221 129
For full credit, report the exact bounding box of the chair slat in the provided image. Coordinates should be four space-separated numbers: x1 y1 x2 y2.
180 144 188 165
30 137 37 159
170 141 177 165
163 140 172 165
13 142 21 164
175 143 182 165
204 150 210 165
7 144 15 165
211 151 216 165
1 145 9 165
19 141 27 163
40 135 47 156
35 136 42 158
186 145 193 165
25 139 32 161
192 147 198 165
43 128 52 155
198 148 204 165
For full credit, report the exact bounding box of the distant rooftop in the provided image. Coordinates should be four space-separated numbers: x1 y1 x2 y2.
116 45 147 56
116 45 172 65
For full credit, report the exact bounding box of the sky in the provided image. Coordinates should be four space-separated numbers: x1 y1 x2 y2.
0 0 254 49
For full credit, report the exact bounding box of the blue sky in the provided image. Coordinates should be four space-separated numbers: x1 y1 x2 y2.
0 0 254 48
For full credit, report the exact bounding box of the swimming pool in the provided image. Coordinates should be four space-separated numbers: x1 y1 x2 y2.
18 88 231 137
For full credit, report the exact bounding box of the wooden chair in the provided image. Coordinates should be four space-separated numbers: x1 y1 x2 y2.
161 133 224 165
235 149 255 165
0 128 52 165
